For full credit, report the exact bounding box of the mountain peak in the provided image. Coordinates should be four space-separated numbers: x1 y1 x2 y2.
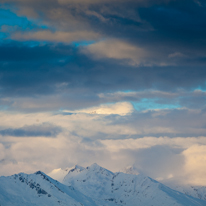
74 164 85 170
87 163 101 170
35 171 44 175
35 171 51 182
86 163 114 176
68 164 85 173
121 165 139 175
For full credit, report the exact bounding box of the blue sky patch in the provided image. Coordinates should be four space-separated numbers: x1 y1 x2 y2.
72 41 96 47
0 8 48 41
132 98 181 111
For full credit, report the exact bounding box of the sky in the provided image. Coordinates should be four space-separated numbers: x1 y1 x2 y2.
0 0 206 186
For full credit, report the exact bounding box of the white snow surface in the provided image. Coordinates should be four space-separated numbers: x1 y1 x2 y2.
62 163 206 206
0 171 97 206
0 163 206 206
165 184 206 201
122 164 206 202
48 165 85 183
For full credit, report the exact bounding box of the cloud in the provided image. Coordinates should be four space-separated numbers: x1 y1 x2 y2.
11 30 101 43
182 145 206 186
1 132 206 186
0 109 206 185
82 39 147 65
100 136 206 153
98 89 206 111
0 133 110 176
1 102 206 139
0 143 5 160
100 136 206 185
2 0 206 69
168 52 186 58
0 123 62 137
1 41 206 101
1 0 173 6
64 102 134 116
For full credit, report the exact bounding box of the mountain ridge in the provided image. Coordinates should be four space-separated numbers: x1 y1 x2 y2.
0 163 206 206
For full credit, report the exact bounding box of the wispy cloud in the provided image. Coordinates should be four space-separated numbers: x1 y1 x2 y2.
0 123 62 137
64 102 134 116
82 39 147 66
11 30 101 43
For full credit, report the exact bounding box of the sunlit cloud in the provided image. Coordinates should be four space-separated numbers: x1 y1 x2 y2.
182 145 206 186
63 102 134 116
82 39 147 65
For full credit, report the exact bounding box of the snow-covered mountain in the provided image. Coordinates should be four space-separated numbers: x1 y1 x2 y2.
0 163 206 206
0 170 97 206
48 165 85 183
56 163 206 206
165 184 206 201
121 164 206 202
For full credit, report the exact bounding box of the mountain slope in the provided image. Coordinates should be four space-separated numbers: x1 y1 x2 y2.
0 171 97 206
166 184 206 201
47 165 84 183
120 165 206 202
62 163 206 206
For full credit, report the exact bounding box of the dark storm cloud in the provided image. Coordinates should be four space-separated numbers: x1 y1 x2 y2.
0 42 80 96
79 0 206 64
0 41 206 111
2 0 206 56
0 123 62 137
0 0 205 111
135 1 206 55
0 42 71 62
80 0 206 65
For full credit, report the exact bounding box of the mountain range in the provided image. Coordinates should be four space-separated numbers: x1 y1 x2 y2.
0 163 206 206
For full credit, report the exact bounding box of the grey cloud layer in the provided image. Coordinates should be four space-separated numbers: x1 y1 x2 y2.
0 42 206 112
0 43 206 93
0 123 62 137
